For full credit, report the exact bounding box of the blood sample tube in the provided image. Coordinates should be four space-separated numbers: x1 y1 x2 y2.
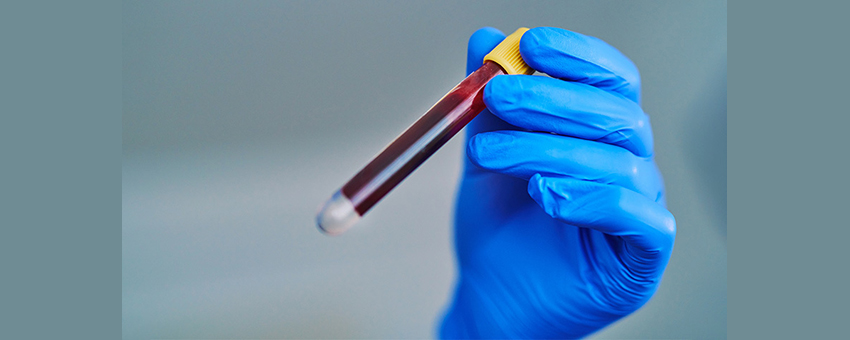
317 28 534 235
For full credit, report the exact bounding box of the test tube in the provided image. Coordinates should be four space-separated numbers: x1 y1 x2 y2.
317 28 533 235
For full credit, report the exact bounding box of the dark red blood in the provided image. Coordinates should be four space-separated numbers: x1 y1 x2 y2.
341 61 505 215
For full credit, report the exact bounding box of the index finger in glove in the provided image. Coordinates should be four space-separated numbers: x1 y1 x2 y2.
520 27 641 103
484 75 653 157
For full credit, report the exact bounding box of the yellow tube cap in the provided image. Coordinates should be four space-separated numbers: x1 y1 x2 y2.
483 27 534 75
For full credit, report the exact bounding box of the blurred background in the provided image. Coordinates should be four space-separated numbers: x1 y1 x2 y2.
123 1 726 339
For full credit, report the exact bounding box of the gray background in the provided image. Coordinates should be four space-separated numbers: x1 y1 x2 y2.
123 1 726 339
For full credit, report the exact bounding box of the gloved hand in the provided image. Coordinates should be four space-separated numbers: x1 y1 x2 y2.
439 27 676 339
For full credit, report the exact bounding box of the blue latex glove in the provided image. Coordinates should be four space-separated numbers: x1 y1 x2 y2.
439 27 676 339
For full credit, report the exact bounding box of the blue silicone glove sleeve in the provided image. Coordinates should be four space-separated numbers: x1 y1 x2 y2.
439 27 676 339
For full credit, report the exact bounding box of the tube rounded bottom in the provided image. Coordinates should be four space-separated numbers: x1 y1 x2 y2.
316 190 361 235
